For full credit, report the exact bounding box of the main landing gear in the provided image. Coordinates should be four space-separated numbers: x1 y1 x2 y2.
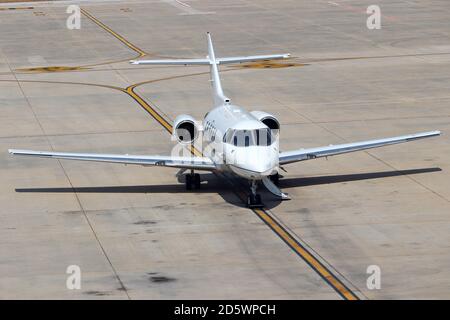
247 180 263 208
185 170 201 190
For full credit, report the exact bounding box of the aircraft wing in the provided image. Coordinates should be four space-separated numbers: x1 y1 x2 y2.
279 131 440 165
8 149 216 171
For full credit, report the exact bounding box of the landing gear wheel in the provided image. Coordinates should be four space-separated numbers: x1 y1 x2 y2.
247 195 253 207
186 173 201 190
247 180 263 208
194 173 201 189
247 194 263 208
185 174 193 190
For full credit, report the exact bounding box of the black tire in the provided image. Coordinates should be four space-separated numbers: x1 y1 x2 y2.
247 195 253 207
194 173 201 189
185 175 192 190
247 194 262 207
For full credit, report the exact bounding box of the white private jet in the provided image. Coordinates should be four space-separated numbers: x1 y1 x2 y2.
9 33 440 207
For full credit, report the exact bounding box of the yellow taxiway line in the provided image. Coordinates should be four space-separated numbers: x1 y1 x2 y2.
2 7 361 299
0 74 360 300
80 8 146 58
127 80 359 300
253 208 359 300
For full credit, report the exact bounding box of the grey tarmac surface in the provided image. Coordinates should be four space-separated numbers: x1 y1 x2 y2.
0 0 449 299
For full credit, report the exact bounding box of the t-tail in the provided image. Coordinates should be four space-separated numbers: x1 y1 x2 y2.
206 32 228 106
130 33 290 108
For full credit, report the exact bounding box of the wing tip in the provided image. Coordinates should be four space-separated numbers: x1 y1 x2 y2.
8 149 45 156
7 149 25 155
424 130 441 137
411 130 441 139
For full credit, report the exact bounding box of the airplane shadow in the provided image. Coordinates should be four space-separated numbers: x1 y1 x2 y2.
15 167 442 209
262 167 442 209
279 167 442 188
14 173 245 208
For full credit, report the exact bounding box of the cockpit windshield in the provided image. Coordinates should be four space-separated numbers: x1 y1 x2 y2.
224 128 275 147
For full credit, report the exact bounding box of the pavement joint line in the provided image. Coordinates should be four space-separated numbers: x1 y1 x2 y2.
0 52 361 300
220 172 363 300
1 51 130 299
0 128 164 140
6 7 208 75
285 99 450 204
275 67 450 205
262 207 367 299
367 153 450 203
125 80 360 300
3 76 361 299
252 208 359 300
2 8 361 300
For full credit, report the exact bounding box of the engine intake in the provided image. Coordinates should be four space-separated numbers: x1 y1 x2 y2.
250 111 280 132
173 114 199 144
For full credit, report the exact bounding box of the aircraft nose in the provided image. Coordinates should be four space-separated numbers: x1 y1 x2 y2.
253 159 273 175
227 146 277 179
251 151 276 176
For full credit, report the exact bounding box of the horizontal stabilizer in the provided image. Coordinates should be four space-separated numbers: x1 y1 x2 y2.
217 54 290 64
130 58 210 65
130 54 290 66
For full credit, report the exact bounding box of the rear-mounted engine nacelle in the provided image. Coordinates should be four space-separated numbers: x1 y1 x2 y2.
173 114 199 144
250 111 280 134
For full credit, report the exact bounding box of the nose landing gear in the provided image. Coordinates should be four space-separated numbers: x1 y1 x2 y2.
185 170 201 190
247 180 263 208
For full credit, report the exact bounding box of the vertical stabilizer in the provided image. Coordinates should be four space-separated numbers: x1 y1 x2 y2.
207 33 230 107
